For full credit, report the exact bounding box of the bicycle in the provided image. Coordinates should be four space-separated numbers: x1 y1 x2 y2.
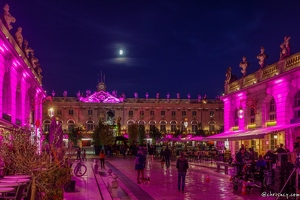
74 160 87 177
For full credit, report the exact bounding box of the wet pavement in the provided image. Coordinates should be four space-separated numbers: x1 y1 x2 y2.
106 156 277 200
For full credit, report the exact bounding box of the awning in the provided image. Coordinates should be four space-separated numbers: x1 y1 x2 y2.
203 123 300 141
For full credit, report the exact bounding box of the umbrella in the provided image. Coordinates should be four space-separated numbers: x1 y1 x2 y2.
156 138 183 142
186 136 204 141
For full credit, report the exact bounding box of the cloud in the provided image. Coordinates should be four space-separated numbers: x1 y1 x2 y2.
94 57 145 67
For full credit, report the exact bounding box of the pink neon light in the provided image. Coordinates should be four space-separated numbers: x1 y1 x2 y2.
13 62 17 67
0 46 4 52
237 93 243 97
2 44 8 50
275 79 282 83
223 98 228 101
16 61 20 65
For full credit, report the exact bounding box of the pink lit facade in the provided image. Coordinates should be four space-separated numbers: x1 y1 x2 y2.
0 20 45 131
218 52 300 154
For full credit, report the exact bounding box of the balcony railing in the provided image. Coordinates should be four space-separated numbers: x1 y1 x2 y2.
226 52 300 94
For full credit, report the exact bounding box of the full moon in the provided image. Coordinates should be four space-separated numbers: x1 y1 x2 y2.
119 50 123 55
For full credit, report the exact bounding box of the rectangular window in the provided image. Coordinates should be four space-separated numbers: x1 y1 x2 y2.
250 117 255 124
88 109 93 116
150 111 155 116
57 109 62 116
87 124 94 131
210 110 214 117
192 111 197 117
44 124 50 132
209 125 215 132
140 110 144 116
171 111 176 116
182 111 186 117
69 109 74 115
161 111 165 116
129 110 133 117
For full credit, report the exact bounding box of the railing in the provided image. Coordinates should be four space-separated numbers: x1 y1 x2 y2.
226 52 300 95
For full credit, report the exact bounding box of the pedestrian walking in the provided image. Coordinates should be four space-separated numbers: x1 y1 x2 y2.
99 150 105 169
164 146 171 168
82 149 87 161
76 147 81 160
176 152 189 192
135 148 146 184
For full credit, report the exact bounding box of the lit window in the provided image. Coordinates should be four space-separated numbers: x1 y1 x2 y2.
170 121 177 132
294 91 300 118
67 120 75 131
250 108 255 124
86 120 94 131
43 119 51 133
149 120 156 130
269 98 276 120
191 121 198 133
160 121 166 133
210 110 214 117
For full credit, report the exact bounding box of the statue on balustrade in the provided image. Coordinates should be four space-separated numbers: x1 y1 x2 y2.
187 93 191 99
1 4 16 30
239 56 249 76
198 95 202 101
225 67 232 84
156 93 159 99
86 90 91 97
280 36 291 60
77 91 81 98
166 93 170 99
23 40 33 58
145 92 149 99
177 93 180 99
30 50 39 68
134 92 138 99
63 91 68 97
14 27 23 48
257 46 267 68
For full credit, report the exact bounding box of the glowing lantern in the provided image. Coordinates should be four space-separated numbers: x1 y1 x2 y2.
238 108 244 119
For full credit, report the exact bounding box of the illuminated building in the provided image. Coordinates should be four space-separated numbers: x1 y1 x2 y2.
42 79 224 147
0 5 45 135
206 43 300 154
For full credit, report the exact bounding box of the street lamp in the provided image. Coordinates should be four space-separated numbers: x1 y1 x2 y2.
48 107 54 117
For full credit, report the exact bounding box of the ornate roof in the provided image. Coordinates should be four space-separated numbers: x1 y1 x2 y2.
78 90 124 103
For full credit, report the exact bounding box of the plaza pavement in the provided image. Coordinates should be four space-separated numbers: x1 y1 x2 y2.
64 155 278 200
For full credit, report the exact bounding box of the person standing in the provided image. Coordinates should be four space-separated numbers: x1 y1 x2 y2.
82 149 87 161
76 147 81 160
99 150 105 169
148 145 154 164
135 149 146 184
176 152 189 192
164 146 171 168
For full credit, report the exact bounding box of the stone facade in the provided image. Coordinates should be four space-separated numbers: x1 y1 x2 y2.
42 81 224 146
0 15 45 132
221 52 300 154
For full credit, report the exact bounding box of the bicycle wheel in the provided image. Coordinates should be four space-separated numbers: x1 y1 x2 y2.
74 164 87 177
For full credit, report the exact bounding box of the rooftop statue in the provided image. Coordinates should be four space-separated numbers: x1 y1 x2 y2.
112 90 117 97
30 50 39 68
225 67 232 84
257 46 268 68
52 90 55 97
280 36 291 60
134 92 138 99
187 93 191 99
177 93 180 99
1 4 16 30
239 56 249 76
166 93 170 99
63 91 67 97
156 93 159 99
145 93 149 99
86 90 91 97
14 27 23 48
77 91 81 98
198 95 202 100
23 40 33 58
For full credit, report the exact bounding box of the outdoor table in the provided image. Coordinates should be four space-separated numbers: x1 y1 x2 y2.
0 178 30 184
0 187 14 193
4 175 31 179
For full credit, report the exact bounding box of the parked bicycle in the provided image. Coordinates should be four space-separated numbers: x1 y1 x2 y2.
74 159 87 177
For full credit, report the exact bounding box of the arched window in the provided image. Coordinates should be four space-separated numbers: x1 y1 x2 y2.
159 120 167 133
86 120 94 131
67 119 75 131
149 120 156 131
138 120 145 125
43 119 51 133
191 121 198 133
294 91 300 118
250 108 255 124
208 120 216 132
269 98 276 120
170 121 177 132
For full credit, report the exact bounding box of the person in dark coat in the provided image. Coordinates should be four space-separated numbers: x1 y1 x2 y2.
135 149 146 184
164 146 171 168
176 152 189 192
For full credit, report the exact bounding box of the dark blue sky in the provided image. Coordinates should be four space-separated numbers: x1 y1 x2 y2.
5 1 300 98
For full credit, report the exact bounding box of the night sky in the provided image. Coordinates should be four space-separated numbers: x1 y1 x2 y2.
5 1 300 99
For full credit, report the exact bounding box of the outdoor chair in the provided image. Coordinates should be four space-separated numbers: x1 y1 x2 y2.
0 184 25 200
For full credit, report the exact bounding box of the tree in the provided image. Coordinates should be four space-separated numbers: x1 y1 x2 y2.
149 126 162 140
92 120 115 155
128 123 139 144
68 125 83 146
138 125 146 145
